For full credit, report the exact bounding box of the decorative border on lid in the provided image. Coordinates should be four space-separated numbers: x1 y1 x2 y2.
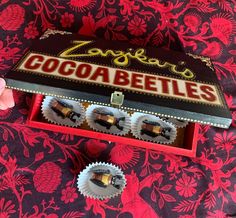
187 53 214 71
40 29 72 40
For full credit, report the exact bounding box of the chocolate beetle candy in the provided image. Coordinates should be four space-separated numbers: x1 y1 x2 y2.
93 109 125 131
50 99 81 123
90 169 123 190
141 119 172 139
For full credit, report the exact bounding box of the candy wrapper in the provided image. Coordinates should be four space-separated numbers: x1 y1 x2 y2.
161 117 189 128
77 162 126 200
131 113 177 144
86 105 131 136
42 96 85 127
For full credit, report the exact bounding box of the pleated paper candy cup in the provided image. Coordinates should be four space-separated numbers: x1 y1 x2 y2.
131 112 177 144
77 162 126 200
42 96 85 127
86 105 131 136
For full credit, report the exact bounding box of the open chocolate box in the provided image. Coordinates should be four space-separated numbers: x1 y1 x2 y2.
5 29 231 157
27 94 200 157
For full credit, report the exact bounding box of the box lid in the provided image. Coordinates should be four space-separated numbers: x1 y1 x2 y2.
5 29 232 128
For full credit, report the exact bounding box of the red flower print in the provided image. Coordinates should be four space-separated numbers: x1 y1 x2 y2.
60 13 74 28
164 154 188 173
0 40 3 56
23 199 60 218
206 210 227 218
119 171 159 218
33 162 62 193
0 145 9 156
45 214 58 218
85 139 107 158
179 216 194 218
214 131 236 152
119 0 140 16
60 134 75 142
210 14 235 45
62 211 84 218
201 41 222 59
130 37 147 46
61 187 78 204
24 23 39 39
176 174 197 197
0 38 20 63
0 198 16 218
232 111 236 127
0 4 25 31
128 16 147 36
109 143 139 170
85 198 109 218
78 13 95 36
3 47 20 61
184 13 201 33
69 0 95 12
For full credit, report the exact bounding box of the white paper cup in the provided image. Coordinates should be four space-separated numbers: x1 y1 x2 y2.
42 96 85 127
77 162 126 200
131 113 177 144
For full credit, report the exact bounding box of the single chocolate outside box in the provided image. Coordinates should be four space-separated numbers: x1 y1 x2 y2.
5 29 232 157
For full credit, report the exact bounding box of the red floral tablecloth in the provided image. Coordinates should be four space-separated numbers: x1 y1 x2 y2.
0 1 236 217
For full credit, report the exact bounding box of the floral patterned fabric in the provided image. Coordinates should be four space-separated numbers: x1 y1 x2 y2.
0 0 236 217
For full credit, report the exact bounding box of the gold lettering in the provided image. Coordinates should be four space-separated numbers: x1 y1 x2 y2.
169 64 194 79
59 40 195 79
59 40 95 58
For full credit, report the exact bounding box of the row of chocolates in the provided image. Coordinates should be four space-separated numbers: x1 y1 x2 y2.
41 96 188 144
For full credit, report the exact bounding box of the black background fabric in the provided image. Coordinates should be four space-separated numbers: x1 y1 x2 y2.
0 1 236 217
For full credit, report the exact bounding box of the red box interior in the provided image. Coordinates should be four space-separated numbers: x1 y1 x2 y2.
26 94 200 157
